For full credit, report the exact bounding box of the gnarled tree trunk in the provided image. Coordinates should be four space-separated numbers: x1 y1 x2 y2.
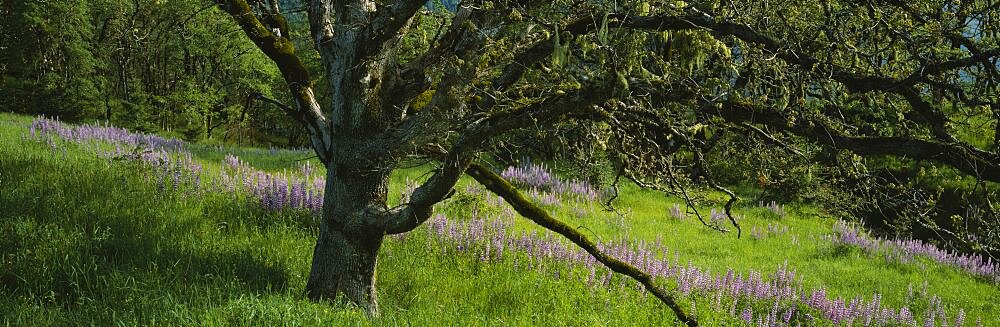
306 224 384 314
305 163 390 315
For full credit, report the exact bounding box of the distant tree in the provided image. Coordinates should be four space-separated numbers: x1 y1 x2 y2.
213 0 998 323
0 0 99 119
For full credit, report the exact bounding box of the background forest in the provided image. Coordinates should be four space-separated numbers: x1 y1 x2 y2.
0 1 469 144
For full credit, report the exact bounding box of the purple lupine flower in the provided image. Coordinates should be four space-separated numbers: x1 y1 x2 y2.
172 169 182 190
670 204 685 220
899 308 913 324
741 307 753 324
764 200 785 217
23 115 979 327
500 164 599 200
291 181 304 209
709 208 726 227
300 160 314 177
830 222 999 282
30 116 186 152
276 176 288 210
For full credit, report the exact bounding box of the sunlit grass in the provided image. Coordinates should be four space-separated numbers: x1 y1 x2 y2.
1 112 996 326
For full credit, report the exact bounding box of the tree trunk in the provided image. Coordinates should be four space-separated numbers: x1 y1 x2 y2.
305 164 389 316
104 95 112 122
306 223 383 314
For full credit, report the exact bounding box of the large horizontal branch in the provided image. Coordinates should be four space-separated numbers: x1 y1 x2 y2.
899 87 958 143
873 0 1000 82
406 6 996 133
488 13 707 95
614 10 997 94
592 9 998 179
385 81 617 233
383 143 474 235
492 7 994 106
464 163 697 326
705 100 1000 182
556 9 994 98
415 5 998 182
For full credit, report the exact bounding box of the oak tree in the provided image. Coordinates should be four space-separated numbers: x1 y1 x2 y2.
213 0 999 324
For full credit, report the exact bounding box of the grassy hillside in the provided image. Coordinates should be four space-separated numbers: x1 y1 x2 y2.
1 112 996 326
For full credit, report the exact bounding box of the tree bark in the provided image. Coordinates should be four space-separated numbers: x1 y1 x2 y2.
305 163 390 316
306 223 383 315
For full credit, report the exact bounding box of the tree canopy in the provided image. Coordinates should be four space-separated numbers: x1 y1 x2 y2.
204 0 999 322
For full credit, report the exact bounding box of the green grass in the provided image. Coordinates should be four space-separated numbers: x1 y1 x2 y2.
1 112 997 326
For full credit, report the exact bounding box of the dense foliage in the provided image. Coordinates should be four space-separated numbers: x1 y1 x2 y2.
0 0 302 144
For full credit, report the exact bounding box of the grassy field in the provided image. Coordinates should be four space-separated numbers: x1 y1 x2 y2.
1 112 996 326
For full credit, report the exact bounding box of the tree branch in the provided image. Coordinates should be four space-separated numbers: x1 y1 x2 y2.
389 6 479 116
385 81 618 233
707 100 1000 182
465 163 698 326
365 0 428 58
214 0 333 163
666 126 742 237
250 92 293 114
741 122 807 159
383 143 474 234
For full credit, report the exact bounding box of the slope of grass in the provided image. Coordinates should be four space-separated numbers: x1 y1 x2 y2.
2 112 997 326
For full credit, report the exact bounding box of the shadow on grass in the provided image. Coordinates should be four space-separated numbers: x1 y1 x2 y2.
0 153 292 313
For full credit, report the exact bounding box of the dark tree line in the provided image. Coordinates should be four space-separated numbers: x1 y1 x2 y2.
0 0 303 144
